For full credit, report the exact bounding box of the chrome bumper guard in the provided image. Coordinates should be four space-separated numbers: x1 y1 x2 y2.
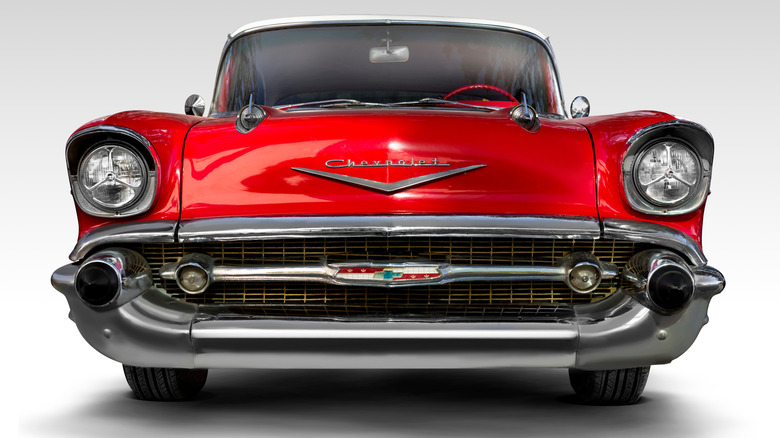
52 259 724 371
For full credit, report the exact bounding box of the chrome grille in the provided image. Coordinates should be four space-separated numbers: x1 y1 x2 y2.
124 237 639 319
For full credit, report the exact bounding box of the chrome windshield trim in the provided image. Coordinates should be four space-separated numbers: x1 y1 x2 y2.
602 219 706 267
69 221 177 262
228 16 551 45
212 16 566 118
177 216 601 242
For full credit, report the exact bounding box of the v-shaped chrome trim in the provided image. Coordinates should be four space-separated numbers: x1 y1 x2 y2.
291 164 486 193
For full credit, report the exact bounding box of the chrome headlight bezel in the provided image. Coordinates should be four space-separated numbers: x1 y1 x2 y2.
67 126 158 218
622 120 714 216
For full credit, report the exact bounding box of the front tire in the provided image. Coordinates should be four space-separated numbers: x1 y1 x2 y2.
123 365 208 401
568 366 650 405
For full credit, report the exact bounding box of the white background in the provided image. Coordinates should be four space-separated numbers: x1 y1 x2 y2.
3 1 777 436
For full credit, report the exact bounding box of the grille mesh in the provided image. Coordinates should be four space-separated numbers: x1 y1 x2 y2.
124 237 638 319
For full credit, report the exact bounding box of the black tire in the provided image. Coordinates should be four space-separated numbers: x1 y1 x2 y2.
568 366 650 405
123 365 208 401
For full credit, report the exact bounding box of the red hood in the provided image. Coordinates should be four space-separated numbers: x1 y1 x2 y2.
180 108 598 220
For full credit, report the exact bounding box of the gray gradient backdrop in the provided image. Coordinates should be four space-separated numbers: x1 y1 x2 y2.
3 1 776 436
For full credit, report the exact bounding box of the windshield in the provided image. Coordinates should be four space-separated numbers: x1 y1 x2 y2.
211 24 563 116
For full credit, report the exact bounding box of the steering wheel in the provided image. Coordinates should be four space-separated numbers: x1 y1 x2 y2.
443 84 519 103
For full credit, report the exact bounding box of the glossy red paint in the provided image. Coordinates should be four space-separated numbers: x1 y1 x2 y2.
179 107 599 220
576 111 706 246
73 111 204 239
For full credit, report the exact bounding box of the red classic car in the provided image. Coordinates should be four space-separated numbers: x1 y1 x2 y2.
51 16 724 404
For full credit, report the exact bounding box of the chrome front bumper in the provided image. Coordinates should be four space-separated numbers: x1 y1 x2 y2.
51 261 724 371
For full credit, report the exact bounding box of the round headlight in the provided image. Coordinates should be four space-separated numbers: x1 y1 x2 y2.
622 120 714 216
634 141 701 206
78 144 147 210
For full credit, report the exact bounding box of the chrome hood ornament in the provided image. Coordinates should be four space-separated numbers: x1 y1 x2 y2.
292 163 486 193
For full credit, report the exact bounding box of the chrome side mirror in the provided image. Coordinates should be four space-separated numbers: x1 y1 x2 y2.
184 94 205 116
570 96 590 118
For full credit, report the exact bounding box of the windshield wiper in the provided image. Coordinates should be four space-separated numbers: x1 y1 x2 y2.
275 99 388 110
320 101 391 108
275 97 500 111
388 98 497 111
394 98 562 117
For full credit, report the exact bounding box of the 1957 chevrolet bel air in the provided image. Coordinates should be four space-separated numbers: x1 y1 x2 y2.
51 16 724 404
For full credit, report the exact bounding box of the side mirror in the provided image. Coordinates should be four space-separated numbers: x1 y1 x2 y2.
570 96 590 118
184 94 205 116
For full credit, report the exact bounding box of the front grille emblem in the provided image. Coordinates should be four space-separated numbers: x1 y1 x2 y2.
336 264 442 282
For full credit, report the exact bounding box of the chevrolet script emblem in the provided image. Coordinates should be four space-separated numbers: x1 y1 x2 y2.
292 158 485 193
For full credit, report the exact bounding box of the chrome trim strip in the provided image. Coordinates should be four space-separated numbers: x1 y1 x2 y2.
177 215 601 242
212 16 566 118
162 262 339 285
159 258 619 289
69 220 177 262
291 165 486 193
444 265 566 284
69 217 706 271
626 120 713 148
602 219 706 267
67 125 153 152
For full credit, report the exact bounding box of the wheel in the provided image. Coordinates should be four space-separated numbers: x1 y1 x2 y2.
123 365 208 401
568 366 650 405
442 84 519 102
